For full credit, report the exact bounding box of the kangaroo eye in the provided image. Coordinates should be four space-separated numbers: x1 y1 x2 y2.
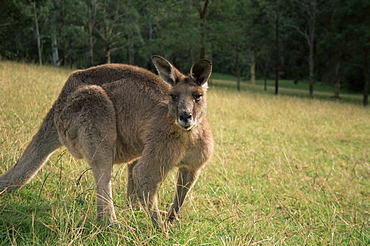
194 94 202 102
169 94 178 102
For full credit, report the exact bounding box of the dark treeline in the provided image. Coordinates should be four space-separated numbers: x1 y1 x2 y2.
1 0 369 104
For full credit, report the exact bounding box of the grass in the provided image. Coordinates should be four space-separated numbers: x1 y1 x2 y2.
210 73 364 104
1 61 369 245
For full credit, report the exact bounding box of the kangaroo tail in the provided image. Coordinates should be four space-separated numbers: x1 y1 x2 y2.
0 108 62 192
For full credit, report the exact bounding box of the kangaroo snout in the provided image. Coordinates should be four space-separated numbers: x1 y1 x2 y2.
178 111 193 130
179 111 192 122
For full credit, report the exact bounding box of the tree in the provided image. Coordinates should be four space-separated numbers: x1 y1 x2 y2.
0 0 34 61
320 0 370 105
32 2 42 65
144 1 201 70
209 0 245 90
49 0 88 67
121 1 143 65
274 0 280 95
0 0 368 104
319 3 346 99
93 0 124 63
246 0 275 86
334 0 370 106
86 0 95 66
287 0 319 98
191 0 211 59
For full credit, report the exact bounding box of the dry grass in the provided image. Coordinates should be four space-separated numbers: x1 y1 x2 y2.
0 61 369 245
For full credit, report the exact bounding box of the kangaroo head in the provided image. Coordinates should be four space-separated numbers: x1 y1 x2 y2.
152 55 212 131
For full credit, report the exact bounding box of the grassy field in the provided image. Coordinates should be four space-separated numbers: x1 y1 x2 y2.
210 73 364 104
0 61 369 245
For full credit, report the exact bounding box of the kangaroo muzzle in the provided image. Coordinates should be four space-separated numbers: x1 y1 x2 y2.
177 111 194 130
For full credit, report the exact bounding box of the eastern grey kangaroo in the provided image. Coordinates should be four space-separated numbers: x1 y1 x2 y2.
0 56 213 229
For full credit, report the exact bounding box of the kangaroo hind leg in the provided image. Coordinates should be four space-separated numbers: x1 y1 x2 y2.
127 160 139 206
56 85 117 223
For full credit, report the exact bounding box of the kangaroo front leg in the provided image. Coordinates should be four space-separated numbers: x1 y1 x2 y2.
133 159 173 228
167 167 200 221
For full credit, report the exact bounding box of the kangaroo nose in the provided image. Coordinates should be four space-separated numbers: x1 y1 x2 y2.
179 112 192 122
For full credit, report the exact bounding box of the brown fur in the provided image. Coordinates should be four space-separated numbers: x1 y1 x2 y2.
0 56 213 229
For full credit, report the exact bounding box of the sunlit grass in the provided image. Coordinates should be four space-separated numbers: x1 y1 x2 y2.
1 61 369 245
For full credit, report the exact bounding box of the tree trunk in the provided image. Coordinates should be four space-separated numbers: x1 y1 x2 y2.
32 2 42 66
263 52 270 91
60 8 67 66
308 0 316 98
250 50 256 85
200 33 205 59
333 59 341 98
308 20 315 98
363 48 369 106
291 0 317 98
235 44 240 91
128 36 135 65
87 0 94 66
194 0 210 59
308 55 314 98
51 18 59 67
145 16 155 71
105 42 111 64
51 31 59 66
275 1 279 95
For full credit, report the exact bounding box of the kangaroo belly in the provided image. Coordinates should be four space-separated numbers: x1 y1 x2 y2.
114 138 142 164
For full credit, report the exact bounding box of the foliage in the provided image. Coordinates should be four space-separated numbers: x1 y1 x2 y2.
0 0 369 96
1 61 369 245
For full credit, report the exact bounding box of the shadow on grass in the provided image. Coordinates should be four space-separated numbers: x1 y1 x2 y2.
209 79 365 106
0 200 54 244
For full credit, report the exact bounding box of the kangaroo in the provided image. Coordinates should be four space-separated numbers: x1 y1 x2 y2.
0 56 213 229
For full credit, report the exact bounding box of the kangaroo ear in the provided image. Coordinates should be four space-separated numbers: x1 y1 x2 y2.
152 55 180 86
190 59 212 86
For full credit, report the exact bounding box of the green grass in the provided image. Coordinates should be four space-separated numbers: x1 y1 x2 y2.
1 61 369 245
211 73 363 104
